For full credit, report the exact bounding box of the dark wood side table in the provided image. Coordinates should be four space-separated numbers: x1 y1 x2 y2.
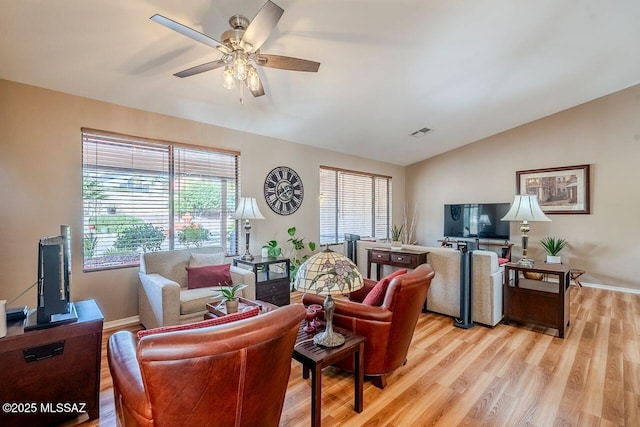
366 247 429 280
233 256 291 306
292 322 365 427
0 299 104 426
503 262 571 338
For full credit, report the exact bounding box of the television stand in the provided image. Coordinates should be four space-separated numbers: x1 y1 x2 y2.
24 302 78 331
0 299 103 426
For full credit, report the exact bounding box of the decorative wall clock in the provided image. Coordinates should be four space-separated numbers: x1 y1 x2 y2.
450 205 461 221
264 166 304 215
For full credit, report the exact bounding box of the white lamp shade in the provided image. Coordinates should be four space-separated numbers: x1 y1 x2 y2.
295 249 363 295
232 197 265 220
478 214 492 226
501 194 551 222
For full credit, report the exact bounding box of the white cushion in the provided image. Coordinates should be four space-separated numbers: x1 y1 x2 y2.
189 252 225 267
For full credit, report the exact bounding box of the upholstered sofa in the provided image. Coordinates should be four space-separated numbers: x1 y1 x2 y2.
353 241 504 327
138 247 256 329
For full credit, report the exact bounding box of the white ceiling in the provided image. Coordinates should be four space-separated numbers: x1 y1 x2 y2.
1 0 639 166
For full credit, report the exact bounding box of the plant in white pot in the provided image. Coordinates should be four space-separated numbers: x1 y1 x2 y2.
540 237 568 264
390 224 403 250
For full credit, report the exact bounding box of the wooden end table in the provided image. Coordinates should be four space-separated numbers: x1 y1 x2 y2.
570 269 585 287
292 322 365 427
0 299 103 426
503 262 571 338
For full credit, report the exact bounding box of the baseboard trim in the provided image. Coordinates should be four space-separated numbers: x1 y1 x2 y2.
580 281 640 295
104 315 140 331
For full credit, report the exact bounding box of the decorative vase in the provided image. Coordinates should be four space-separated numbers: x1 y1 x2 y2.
225 299 239 314
546 255 562 264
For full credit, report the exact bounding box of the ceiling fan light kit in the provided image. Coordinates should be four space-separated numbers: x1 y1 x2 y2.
151 1 320 102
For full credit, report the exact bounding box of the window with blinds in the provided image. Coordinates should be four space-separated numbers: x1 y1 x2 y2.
82 129 239 271
319 167 391 245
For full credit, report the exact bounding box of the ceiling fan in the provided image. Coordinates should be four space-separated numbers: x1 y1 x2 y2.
151 0 320 100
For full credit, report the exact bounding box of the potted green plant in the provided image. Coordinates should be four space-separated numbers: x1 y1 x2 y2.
217 284 246 313
286 227 316 281
390 224 403 250
262 240 282 258
540 237 568 264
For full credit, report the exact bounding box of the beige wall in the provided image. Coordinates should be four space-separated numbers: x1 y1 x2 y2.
0 79 405 321
406 84 640 290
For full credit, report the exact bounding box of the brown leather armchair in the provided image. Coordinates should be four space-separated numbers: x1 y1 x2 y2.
107 304 305 427
302 264 435 389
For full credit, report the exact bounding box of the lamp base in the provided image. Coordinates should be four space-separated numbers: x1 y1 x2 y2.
241 253 255 261
313 330 345 348
313 294 344 348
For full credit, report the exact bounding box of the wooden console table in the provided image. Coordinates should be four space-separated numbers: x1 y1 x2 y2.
0 299 103 426
366 247 429 280
503 262 571 338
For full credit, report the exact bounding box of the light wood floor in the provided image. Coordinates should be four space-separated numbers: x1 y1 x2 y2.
71 286 640 426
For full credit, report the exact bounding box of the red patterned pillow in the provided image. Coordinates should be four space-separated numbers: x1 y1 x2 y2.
186 263 232 289
362 269 407 306
137 306 260 339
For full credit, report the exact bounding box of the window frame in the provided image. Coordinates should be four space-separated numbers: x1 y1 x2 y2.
319 165 392 245
81 128 240 272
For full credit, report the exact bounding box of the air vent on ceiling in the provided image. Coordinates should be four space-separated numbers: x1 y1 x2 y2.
409 127 433 138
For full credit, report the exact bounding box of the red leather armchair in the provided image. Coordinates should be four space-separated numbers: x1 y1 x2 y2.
107 304 305 427
302 264 435 388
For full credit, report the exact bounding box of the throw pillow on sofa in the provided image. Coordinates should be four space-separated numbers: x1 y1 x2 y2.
186 264 233 289
137 306 260 339
362 269 407 306
189 252 225 267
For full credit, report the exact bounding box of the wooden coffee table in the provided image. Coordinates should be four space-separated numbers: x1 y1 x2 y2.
204 297 278 319
292 322 365 427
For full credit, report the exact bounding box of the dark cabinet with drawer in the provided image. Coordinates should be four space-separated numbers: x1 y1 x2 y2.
367 248 429 280
0 300 103 426
233 256 291 306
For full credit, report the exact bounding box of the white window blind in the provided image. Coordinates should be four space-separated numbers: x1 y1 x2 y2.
319 167 392 245
82 130 239 271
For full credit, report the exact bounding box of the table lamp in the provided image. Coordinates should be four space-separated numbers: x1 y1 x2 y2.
501 194 551 267
295 248 363 347
232 197 264 260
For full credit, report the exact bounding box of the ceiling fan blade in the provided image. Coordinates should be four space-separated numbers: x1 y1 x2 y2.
150 14 230 54
241 1 284 52
256 54 320 72
174 59 226 78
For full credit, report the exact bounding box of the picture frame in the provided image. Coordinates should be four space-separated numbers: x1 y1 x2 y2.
516 164 590 214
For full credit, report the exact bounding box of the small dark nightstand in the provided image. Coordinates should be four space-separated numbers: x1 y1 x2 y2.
233 256 291 306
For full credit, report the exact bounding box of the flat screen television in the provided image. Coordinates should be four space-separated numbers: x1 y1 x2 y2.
443 203 511 240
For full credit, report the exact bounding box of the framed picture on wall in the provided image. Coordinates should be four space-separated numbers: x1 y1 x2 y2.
516 164 590 214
